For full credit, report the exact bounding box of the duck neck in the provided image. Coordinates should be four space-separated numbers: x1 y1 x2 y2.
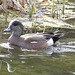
12 28 23 37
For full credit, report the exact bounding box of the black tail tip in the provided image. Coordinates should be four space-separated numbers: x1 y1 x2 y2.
52 33 64 43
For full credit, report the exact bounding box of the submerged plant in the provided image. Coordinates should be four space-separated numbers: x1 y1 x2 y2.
52 0 55 18
62 0 65 15
5 0 7 23
29 4 34 18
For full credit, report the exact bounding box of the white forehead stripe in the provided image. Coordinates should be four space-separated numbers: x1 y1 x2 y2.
9 19 17 26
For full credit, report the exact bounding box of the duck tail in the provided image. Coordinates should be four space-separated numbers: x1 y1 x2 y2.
52 33 64 43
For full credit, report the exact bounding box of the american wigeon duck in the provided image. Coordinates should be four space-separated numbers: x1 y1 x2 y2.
4 20 64 50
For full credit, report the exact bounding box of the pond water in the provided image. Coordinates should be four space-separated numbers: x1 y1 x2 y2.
0 26 75 75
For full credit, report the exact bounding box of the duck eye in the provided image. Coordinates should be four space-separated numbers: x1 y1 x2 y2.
13 24 17 26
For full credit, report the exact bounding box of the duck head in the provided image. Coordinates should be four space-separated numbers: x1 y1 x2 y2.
4 20 24 37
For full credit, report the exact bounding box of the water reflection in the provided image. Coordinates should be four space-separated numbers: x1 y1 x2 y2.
0 60 16 72
0 54 10 58
0 43 13 49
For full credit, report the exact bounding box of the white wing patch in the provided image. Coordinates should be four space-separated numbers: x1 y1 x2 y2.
47 38 54 46
30 41 38 43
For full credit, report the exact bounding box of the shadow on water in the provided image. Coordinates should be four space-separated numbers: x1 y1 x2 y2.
0 27 75 75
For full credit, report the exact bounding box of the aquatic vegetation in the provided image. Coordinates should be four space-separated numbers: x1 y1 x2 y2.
62 0 65 15
0 0 75 29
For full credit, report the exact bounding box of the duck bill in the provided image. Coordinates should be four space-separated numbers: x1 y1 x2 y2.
4 27 11 32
